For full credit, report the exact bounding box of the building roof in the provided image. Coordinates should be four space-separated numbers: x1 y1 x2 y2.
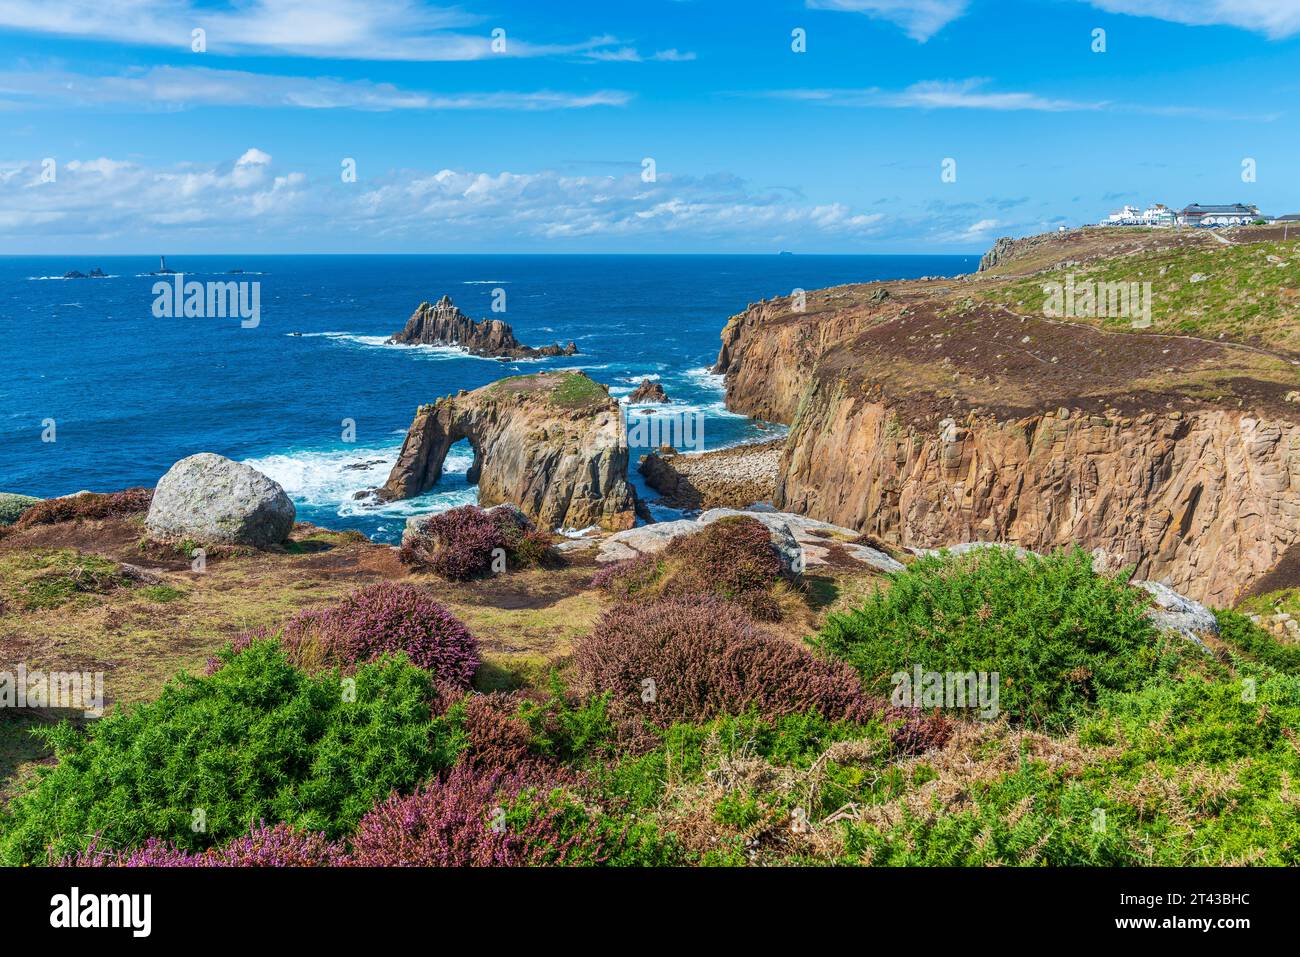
1180 203 1259 215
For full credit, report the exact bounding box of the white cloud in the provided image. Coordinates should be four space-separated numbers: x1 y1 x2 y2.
236 148 273 167
0 65 632 111
0 152 898 248
0 0 625 60
768 79 1105 112
1084 0 1300 39
949 218 1000 243
580 46 697 62
763 78 1276 119
807 0 970 41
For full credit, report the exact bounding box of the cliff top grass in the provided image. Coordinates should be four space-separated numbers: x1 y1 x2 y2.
975 232 1300 357
734 226 1300 421
487 371 610 410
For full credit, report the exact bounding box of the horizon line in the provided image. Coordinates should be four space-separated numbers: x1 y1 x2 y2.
2 250 985 258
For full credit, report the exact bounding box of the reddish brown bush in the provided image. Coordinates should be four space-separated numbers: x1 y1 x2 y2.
459 691 540 773
347 765 600 867
281 582 478 685
888 708 954 756
13 487 152 529
593 517 787 620
575 596 878 727
662 516 783 600
591 554 661 599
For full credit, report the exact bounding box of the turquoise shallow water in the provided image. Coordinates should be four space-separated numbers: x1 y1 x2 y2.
0 253 976 541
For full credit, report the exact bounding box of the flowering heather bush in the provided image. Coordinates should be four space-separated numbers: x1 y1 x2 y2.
11 487 152 529
210 822 347 866
282 582 478 685
459 691 541 773
400 505 505 580
593 518 786 620
662 516 783 600
66 823 345 867
888 709 954 756
401 505 555 578
576 596 878 727
349 765 603 866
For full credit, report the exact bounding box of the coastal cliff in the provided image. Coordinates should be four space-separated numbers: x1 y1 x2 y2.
374 371 637 531
389 294 578 359
714 226 1300 605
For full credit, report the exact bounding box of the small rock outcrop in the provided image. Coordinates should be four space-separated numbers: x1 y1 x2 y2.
373 372 637 532
628 379 669 404
595 507 904 575
146 453 295 547
387 295 578 360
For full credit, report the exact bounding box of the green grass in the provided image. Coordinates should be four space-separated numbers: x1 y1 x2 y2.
548 372 608 408
0 641 466 865
815 547 1170 730
0 493 41 527
977 238 1300 354
0 549 130 610
138 584 186 603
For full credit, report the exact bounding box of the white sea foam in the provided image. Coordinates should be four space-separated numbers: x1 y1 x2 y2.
29 275 119 281
683 365 725 391
244 443 477 520
293 331 499 362
461 280 510 284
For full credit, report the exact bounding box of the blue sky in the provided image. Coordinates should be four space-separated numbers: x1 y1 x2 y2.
1 0 1297 253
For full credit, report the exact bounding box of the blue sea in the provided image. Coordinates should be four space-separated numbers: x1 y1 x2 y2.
1 254 976 542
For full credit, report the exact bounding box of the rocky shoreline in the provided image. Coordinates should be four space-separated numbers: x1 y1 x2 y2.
638 438 783 510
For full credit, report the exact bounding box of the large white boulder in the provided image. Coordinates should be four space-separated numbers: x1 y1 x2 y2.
146 453 295 547
1133 580 1219 650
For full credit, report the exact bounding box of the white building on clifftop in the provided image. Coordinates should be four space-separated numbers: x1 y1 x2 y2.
1100 203 1175 227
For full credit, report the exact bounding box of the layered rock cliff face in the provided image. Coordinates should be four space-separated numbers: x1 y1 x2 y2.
714 230 1300 605
374 372 637 531
388 295 578 359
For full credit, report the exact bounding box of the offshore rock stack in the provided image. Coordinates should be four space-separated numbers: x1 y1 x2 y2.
388 295 577 360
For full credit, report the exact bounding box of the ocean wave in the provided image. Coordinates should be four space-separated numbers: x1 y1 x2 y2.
682 366 725 391
549 363 609 373
29 275 120 281
460 280 510 284
291 331 501 362
243 444 476 519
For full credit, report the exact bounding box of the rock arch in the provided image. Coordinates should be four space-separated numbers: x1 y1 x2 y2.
374 372 637 532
